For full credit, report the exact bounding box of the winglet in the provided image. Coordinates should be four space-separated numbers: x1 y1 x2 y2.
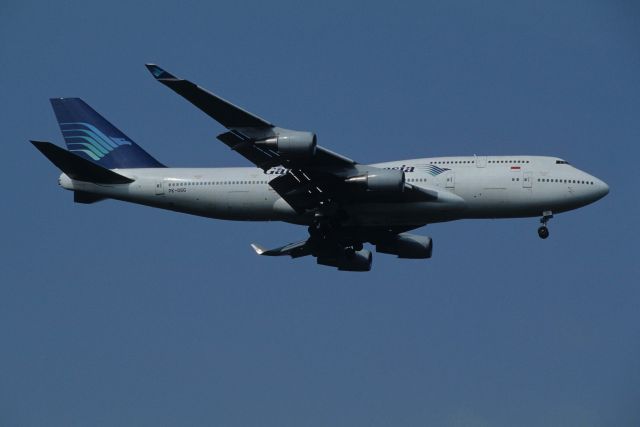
250 243 266 255
145 63 177 80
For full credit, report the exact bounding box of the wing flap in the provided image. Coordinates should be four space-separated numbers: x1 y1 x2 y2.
268 171 326 213
217 131 282 170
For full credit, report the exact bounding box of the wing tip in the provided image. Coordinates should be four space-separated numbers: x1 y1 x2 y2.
30 139 55 152
145 63 177 80
250 243 266 255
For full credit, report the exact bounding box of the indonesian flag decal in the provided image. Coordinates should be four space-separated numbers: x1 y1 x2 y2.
511 165 521 170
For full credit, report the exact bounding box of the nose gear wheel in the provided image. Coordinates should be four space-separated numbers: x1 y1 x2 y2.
538 210 553 239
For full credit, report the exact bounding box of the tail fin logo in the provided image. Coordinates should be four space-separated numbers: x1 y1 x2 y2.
60 122 132 161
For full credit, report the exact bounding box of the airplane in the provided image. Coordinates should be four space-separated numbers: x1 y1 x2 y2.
31 64 609 271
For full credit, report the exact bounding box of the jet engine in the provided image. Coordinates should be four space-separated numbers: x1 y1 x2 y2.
256 130 317 160
376 234 432 259
345 169 405 192
317 249 372 272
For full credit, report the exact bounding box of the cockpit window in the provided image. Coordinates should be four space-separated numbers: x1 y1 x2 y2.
556 160 569 164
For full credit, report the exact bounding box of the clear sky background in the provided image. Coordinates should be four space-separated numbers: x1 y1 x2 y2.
1 1 639 426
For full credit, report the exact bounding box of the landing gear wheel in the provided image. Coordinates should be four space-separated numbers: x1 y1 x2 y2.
537 210 553 240
308 219 332 239
345 247 356 257
538 226 549 239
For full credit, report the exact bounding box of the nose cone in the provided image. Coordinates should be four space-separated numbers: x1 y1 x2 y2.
591 177 609 202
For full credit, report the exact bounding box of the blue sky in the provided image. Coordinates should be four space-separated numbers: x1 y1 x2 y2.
1 1 639 425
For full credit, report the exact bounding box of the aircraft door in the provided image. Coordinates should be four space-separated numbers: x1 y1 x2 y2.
155 180 165 195
522 172 532 188
475 156 487 167
445 172 455 189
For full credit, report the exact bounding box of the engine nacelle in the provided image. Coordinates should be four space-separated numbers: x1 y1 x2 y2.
345 169 405 192
376 234 432 259
256 130 317 160
317 249 372 272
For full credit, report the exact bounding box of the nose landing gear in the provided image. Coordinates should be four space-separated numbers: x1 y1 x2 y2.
538 226 549 239
538 210 553 239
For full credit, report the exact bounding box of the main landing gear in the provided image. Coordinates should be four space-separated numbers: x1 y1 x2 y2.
538 210 553 239
308 213 363 256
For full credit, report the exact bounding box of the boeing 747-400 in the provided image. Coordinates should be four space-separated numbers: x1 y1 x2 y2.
31 64 609 271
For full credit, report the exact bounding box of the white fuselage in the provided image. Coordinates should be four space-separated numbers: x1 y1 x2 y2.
58 155 609 226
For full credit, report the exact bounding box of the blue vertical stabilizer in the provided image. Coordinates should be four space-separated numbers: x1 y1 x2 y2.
50 98 165 169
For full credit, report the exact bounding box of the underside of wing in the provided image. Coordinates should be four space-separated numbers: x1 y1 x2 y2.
146 64 273 128
251 240 312 258
146 64 354 168
250 224 433 271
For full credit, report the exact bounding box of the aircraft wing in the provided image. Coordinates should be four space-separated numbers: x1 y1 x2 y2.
146 64 273 129
250 240 312 258
145 64 354 171
145 64 445 214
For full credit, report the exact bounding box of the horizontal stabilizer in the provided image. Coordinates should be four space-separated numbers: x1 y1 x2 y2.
145 63 273 129
31 140 134 184
74 191 107 204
